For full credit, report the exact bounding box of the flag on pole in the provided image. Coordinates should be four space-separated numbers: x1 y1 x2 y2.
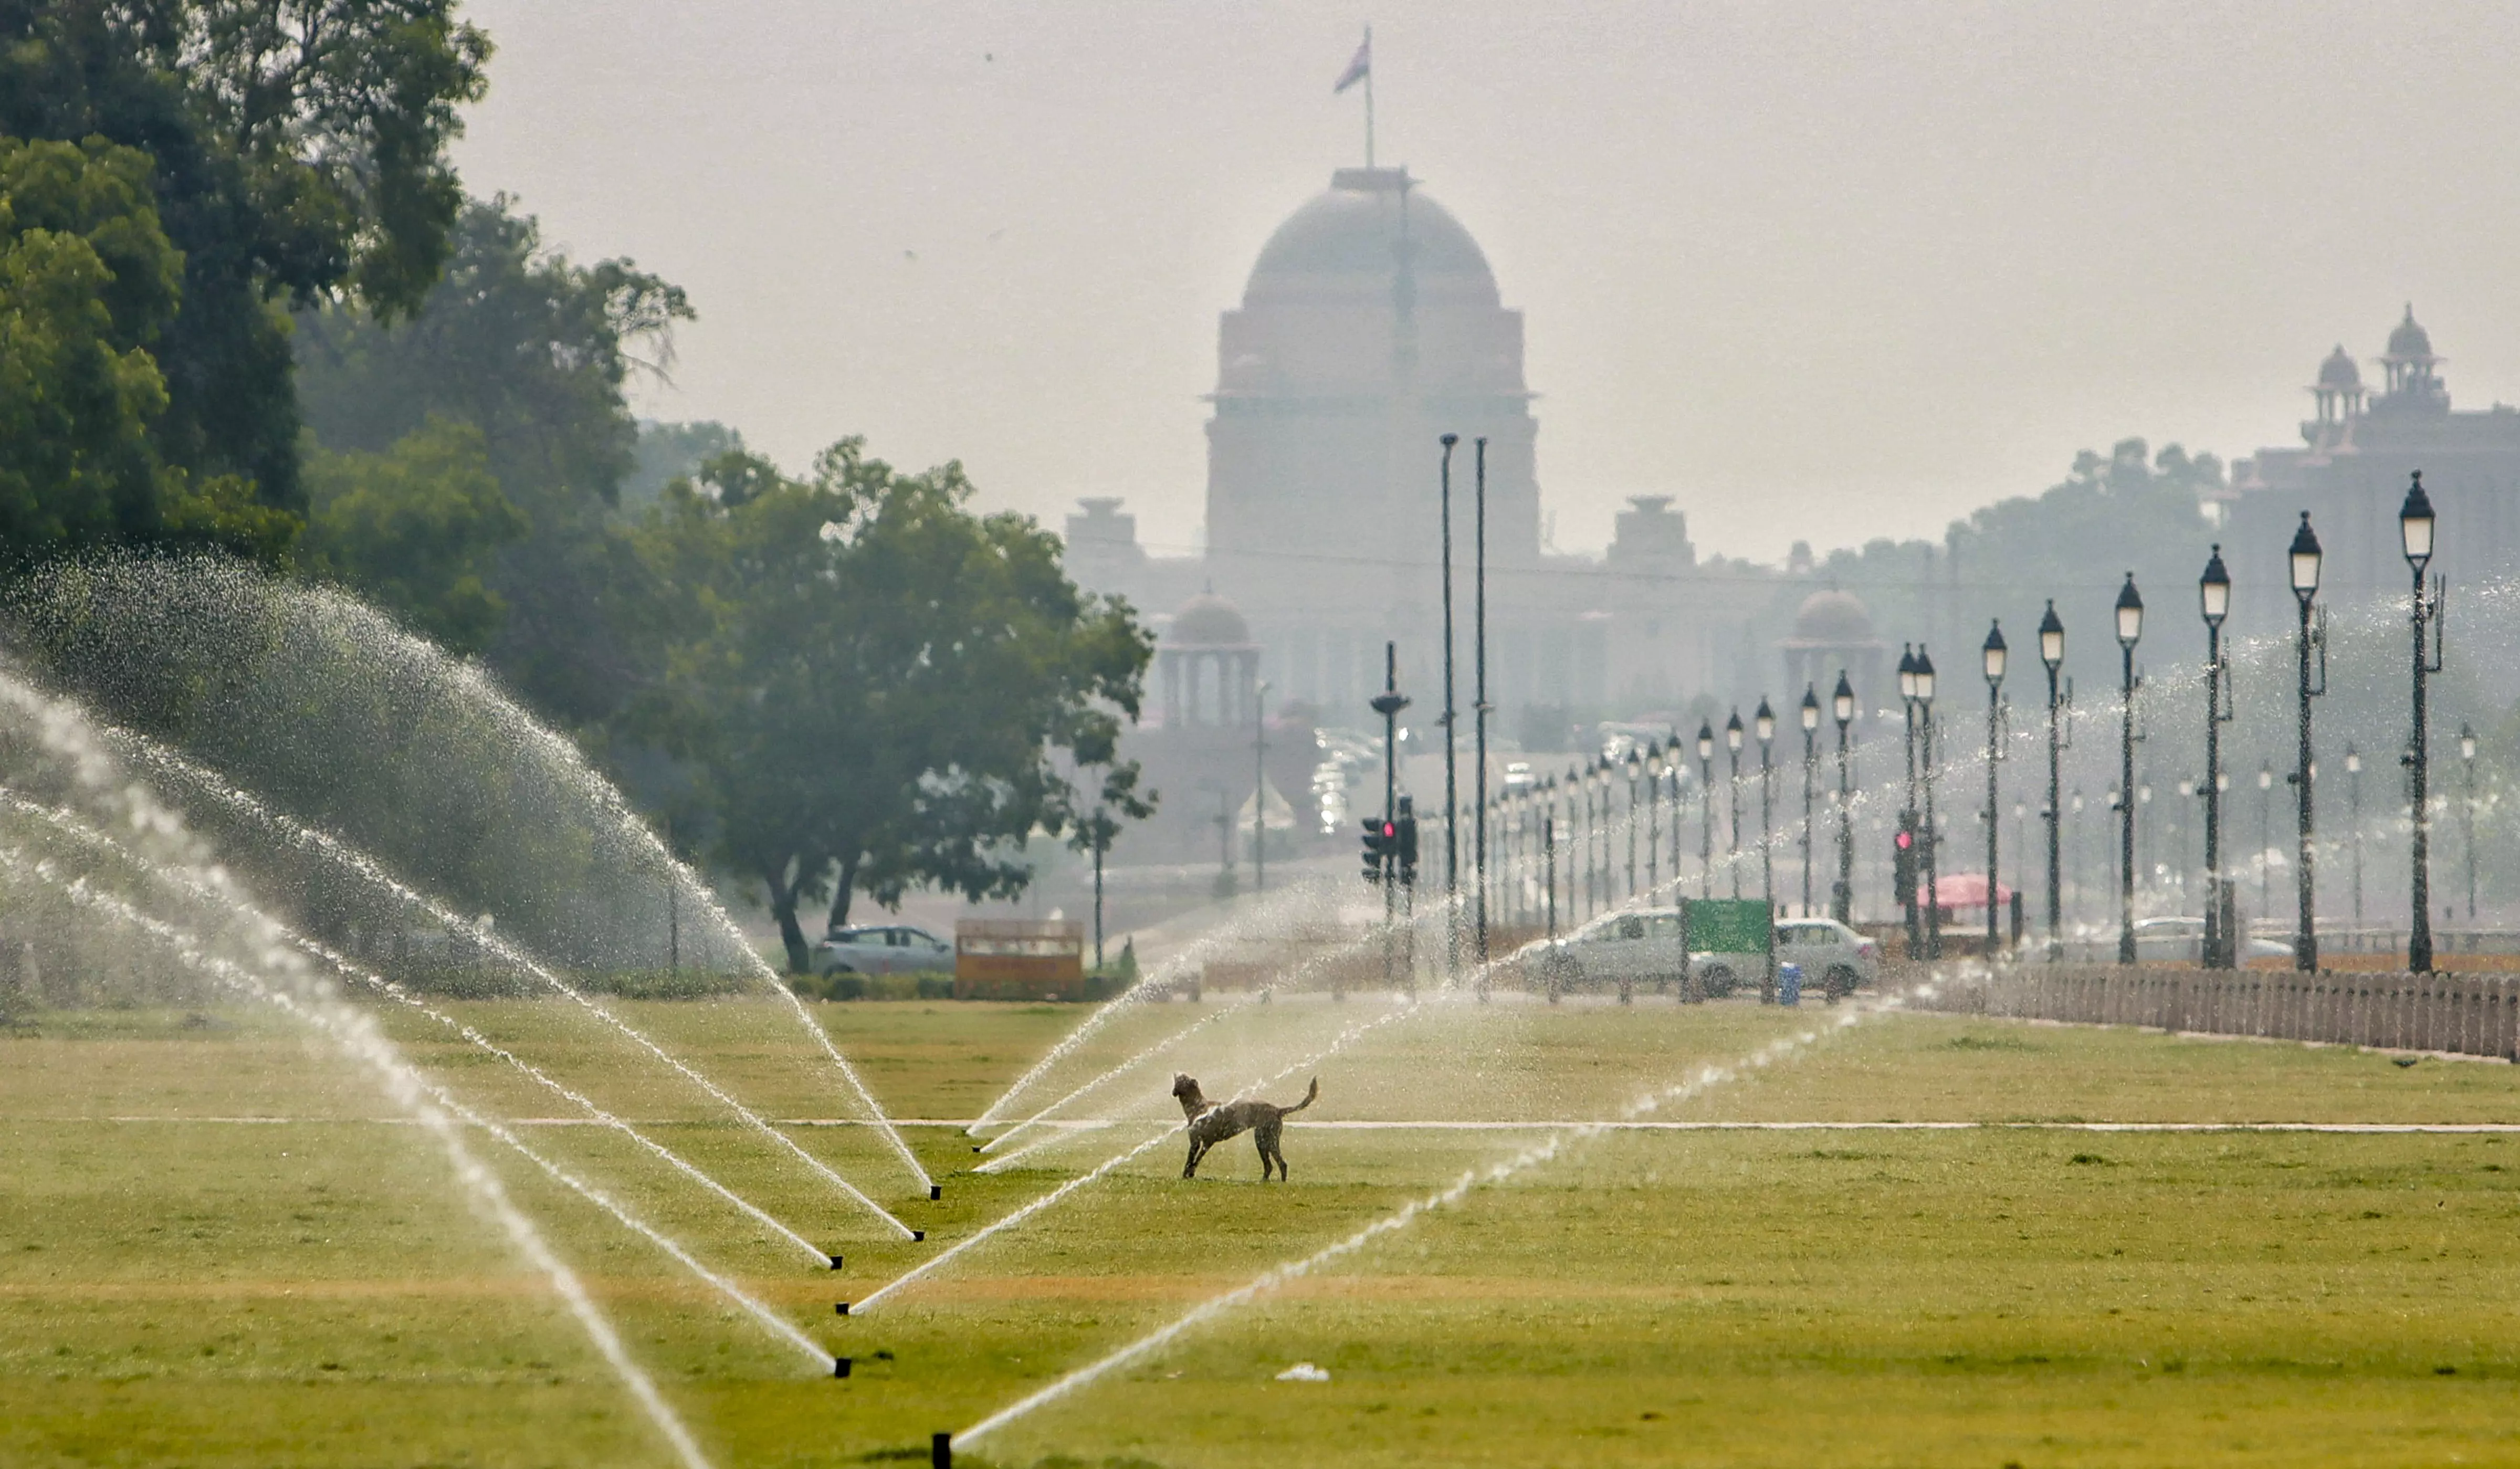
1334 32 1371 94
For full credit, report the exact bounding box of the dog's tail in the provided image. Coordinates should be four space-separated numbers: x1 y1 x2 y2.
1284 1077 1318 1115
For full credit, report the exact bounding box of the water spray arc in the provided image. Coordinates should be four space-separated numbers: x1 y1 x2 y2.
93 728 920 1237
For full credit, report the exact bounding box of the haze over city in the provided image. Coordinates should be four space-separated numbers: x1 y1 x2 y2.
455 1 2520 561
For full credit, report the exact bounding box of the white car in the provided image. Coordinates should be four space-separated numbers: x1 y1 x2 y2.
1524 908 1687 992
1769 918 1879 998
812 924 952 976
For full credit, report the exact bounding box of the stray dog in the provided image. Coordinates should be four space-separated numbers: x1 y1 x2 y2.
1172 1073 1317 1180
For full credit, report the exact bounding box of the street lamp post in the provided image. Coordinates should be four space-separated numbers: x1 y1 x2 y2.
1756 698 1777 1001
2462 723 2479 930
1645 745 1662 896
2401 472 2444 974
2115 573 2145 966
1800 687 1821 916
2289 512 2325 972
1982 622 2008 956
1473 438 1491 990
1726 711 1746 900
1916 647 1941 959
2199 545 2232 967
2040 601 2067 959
1626 751 1641 902
1833 673 1857 925
1898 644 1922 953
1697 721 1716 899
1437 435 1459 979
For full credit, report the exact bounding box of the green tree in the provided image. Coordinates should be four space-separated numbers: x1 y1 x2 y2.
295 197 692 719
0 135 291 562
638 442 1155 971
1 0 491 517
299 416 525 652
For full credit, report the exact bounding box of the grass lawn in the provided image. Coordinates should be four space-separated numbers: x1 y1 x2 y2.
4 991 2519 1466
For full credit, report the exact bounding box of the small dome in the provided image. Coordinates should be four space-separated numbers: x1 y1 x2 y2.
2387 303 2434 360
2317 344 2360 390
1243 169 1499 308
1787 589 1877 647
1167 592 1251 647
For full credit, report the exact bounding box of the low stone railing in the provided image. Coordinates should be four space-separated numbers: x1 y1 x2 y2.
1913 963 2520 1061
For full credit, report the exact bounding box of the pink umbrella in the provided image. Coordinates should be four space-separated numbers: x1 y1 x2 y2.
1917 872 2012 909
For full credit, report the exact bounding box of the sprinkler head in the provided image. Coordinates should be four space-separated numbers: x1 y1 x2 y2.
834 1357 852 1379
930 1185 942 1201
933 1432 953 1468
836 1302 850 1316
829 1254 845 1271
971 1145 983 1153
912 1230 926 1242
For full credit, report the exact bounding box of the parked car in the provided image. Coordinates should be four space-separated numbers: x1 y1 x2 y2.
1522 908 1686 992
812 924 953 976
1770 918 1880 997
2130 916 2293 964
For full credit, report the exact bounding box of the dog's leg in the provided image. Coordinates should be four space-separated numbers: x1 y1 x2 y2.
1255 1128 1272 1179
1184 1138 1203 1179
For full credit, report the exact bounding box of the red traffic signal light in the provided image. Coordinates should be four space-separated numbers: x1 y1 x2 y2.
1895 830 1913 851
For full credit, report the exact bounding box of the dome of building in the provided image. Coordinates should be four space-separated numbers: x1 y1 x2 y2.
2387 303 2435 360
1242 168 1499 308
1167 591 1252 647
2317 344 2361 390
1786 589 1878 648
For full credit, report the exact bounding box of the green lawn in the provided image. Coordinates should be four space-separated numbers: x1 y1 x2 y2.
4 993 2519 1466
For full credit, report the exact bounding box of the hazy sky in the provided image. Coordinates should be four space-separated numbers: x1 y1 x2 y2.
449 2 2520 563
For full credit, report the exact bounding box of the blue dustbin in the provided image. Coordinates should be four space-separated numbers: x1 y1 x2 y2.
1777 962 1802 1007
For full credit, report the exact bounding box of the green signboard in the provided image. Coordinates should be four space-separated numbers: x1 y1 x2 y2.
1682 898 1771 957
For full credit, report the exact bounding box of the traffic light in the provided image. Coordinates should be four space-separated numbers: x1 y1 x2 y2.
1393 796 1419 886
1360 814 1393 884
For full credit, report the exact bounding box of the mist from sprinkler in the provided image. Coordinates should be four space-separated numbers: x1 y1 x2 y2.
0 785 839 1267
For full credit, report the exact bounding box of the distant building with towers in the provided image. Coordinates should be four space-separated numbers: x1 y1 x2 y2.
2222 306 2520 631
1064 163 1772 783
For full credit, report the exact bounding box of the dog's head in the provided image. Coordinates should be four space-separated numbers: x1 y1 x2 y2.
1171 1074 1211 1116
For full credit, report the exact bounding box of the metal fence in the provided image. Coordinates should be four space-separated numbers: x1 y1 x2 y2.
1914 964 2520 1061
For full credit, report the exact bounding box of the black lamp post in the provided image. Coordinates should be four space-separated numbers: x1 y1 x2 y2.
1800 686 1821 917
1696 721 1716 899
2288 511 2325 972
1897 644 1922 953
1756 698 1777 917
1437 435 1459 978
1671 732 1687 899
1916 646 1941 959
1725 710 1746 900
2401 471 2443 974
1625 750 1641 902
2115 572 2144 966
2199 544 2232 967
1645 743 1662 896
1833 672 1857 924
2461 723 2479 929
1982 621 2007 956
2039 600 2066 959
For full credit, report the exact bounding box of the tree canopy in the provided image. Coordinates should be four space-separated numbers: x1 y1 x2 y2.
634 442 1155 970
1 0 491 520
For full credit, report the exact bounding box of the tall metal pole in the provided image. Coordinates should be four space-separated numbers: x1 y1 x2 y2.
2402 472 2440 974
1626 757 1640 900
1983 621 2006 957
1799 687 1819 916
1757 700 1776 919
1898 645 1921 954
2040 602 2065 959
1697 722 1715 900
1726 711 1745 900
1472 439 1490 991
2200 545 2230 967
2116 573 2144 966
1437 436 1458 979
2290 514 2322 972
1834 673 1856 925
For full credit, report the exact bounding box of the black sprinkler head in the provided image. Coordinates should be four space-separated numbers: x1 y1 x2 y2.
929 1185 942 1201
835 1302 850 1316
833 1357 852 1379
829 1253 844 1271
912 1230 926 1242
